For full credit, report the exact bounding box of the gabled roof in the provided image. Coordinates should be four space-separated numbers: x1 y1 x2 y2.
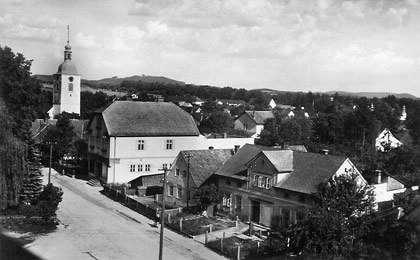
240 111 274 125
215 144 282 177
98 101 200 137
180 149 233 187
269 151 347 194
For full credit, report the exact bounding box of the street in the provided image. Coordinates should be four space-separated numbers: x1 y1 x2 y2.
25 168 227 260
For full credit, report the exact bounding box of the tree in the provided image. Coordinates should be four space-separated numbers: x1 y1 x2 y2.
19 140 43 204
199 111 234 134
196 184 223 210
35 183 63 221
0 45 47 141
293 173 377 257
0 107 28 210
43 113 75 162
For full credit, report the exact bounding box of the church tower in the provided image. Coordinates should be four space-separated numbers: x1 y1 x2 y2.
50 26 80 118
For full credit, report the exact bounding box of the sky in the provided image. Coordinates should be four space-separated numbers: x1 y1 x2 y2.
1 0 420 97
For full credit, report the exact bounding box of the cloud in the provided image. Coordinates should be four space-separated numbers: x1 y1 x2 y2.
385 7 409 27
331 44 415 74
106 25 145 52
74 32 96 49
3 25 56 41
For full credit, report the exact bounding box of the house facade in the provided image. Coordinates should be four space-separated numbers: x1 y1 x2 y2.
87 101 253 184
164 149 233 208
234 111 274 137
215 145 369 228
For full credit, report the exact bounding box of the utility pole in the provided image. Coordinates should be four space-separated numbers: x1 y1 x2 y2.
159 166 169 260
186 153 193 212
46 142 55 184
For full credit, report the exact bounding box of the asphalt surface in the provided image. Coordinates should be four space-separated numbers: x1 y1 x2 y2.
24 168 227 260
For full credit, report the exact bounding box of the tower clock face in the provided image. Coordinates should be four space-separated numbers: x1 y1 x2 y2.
69 76 74 82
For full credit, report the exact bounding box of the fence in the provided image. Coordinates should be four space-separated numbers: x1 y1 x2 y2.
103 186 183 221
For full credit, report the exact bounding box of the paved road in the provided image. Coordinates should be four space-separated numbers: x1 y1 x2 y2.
26 169 227 260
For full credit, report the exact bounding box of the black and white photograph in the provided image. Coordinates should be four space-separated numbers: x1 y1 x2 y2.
1 0 420 259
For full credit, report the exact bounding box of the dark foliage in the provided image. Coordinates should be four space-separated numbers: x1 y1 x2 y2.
292 174 377 257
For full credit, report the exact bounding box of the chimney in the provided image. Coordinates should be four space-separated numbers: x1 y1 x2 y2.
234 145 240 153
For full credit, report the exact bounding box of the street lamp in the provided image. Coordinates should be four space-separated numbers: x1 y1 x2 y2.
158 166 169 260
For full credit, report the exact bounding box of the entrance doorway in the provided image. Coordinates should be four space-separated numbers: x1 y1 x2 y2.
251 200 260 223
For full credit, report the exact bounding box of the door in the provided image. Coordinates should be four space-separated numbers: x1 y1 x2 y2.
251 200 260 223
260 202 273 227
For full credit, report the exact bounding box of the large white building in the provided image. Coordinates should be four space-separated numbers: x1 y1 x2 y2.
87 101 253 183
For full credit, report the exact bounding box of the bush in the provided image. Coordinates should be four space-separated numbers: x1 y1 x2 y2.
17 184 63 221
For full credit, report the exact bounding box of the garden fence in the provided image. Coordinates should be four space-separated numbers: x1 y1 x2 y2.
103 186 182 221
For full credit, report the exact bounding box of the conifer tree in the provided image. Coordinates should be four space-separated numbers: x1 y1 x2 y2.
20 139 44 204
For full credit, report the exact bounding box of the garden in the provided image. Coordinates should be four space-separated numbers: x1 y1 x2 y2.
166 213 236 236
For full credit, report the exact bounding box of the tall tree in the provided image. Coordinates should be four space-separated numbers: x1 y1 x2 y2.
19 139 44 204
0 45 47 141
0 107 28 210
292 173 377 257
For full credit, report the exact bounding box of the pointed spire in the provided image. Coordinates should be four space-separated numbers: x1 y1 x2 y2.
64 25 72 60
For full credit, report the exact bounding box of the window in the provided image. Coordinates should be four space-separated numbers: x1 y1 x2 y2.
266 178 271 189
226 178 231 185
137 140 145 150
258 176 263 187
145 164 151 172
168 185 174 196
177 186 183 198
137 165 143 172
130 165 135 172
68 83 73 91
166 140 173 150
163 163 168 169
253 174 271 189
183 170 187 177
175 169 180 176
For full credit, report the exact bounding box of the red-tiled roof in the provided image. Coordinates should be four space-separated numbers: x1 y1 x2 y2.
100 101 200 137
180 149 233 187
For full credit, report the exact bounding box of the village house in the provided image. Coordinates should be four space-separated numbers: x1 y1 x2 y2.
86 101 253 184
164 149 234 210
234 111 275 138
215 144 403 229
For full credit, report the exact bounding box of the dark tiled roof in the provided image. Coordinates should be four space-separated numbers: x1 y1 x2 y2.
100 101 200 137
244 111 274 125
273 151 347 194
181 149 233 187
215 144 282 177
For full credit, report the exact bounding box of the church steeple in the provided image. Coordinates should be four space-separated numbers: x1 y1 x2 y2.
48 26 81 118
64 25 72 60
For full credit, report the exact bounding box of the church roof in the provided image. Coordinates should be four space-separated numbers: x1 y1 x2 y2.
99 101 200 137
56 60 78 75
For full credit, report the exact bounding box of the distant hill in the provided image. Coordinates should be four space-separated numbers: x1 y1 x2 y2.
34 74 185 86
86 75 185 86
256 88 418 100
323 91 418 99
